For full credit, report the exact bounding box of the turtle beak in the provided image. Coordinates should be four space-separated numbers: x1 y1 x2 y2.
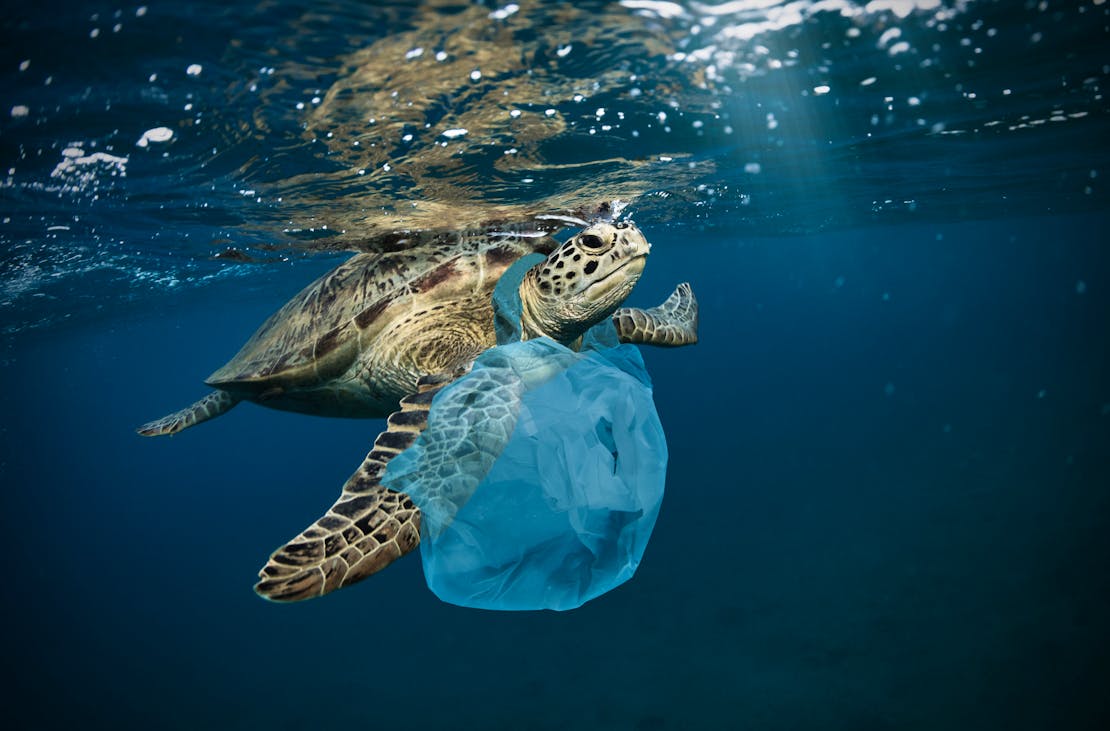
624 231 651 259
611 229 649 275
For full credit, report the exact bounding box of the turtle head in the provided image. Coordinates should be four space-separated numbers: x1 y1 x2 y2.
518 221 650 344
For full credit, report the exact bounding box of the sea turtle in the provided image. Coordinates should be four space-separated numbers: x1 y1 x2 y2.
139 217 698 601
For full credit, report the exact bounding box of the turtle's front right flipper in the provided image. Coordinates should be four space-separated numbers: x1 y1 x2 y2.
613 281 699 347
136 390 241 437
253 374 453 602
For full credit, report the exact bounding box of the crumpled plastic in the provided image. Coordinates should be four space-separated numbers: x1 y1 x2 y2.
381 255 668 611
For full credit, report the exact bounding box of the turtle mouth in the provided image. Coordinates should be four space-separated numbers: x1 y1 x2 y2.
583 253 647 297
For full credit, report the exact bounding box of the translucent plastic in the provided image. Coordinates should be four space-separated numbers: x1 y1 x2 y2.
382 259 668 610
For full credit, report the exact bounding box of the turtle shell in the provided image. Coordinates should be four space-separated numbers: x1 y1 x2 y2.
206 232 557 394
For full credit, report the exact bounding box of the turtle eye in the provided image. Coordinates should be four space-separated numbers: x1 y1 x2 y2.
578 233 605 249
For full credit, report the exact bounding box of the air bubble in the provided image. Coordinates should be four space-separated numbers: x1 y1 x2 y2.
136 127 173 147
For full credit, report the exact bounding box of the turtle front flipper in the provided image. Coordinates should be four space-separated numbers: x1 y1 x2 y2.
253 374 453 602
136 390 241 437
612 282 699 347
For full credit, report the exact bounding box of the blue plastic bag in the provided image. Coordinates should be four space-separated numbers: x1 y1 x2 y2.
381 257 668 610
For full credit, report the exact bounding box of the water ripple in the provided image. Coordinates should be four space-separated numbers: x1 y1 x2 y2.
1 0 1107 334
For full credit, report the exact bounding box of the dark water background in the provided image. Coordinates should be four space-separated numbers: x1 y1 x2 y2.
2 1 1109 729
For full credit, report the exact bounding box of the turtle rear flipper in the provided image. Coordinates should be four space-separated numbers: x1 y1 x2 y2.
136 390 240 437
613 282 698 347
253 374 453 602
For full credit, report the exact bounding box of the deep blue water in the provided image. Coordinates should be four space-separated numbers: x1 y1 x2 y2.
2 1 1109 729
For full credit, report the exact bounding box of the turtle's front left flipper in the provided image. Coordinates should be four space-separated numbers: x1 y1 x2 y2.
253 374 452 602
136 390 241 437
613 282 698 347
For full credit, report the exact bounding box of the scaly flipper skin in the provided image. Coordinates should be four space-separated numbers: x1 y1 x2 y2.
136 390 241 437
613 282 698 347
253 374 454 602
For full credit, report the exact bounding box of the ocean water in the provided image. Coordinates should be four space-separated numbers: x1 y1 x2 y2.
1 1 1108 729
